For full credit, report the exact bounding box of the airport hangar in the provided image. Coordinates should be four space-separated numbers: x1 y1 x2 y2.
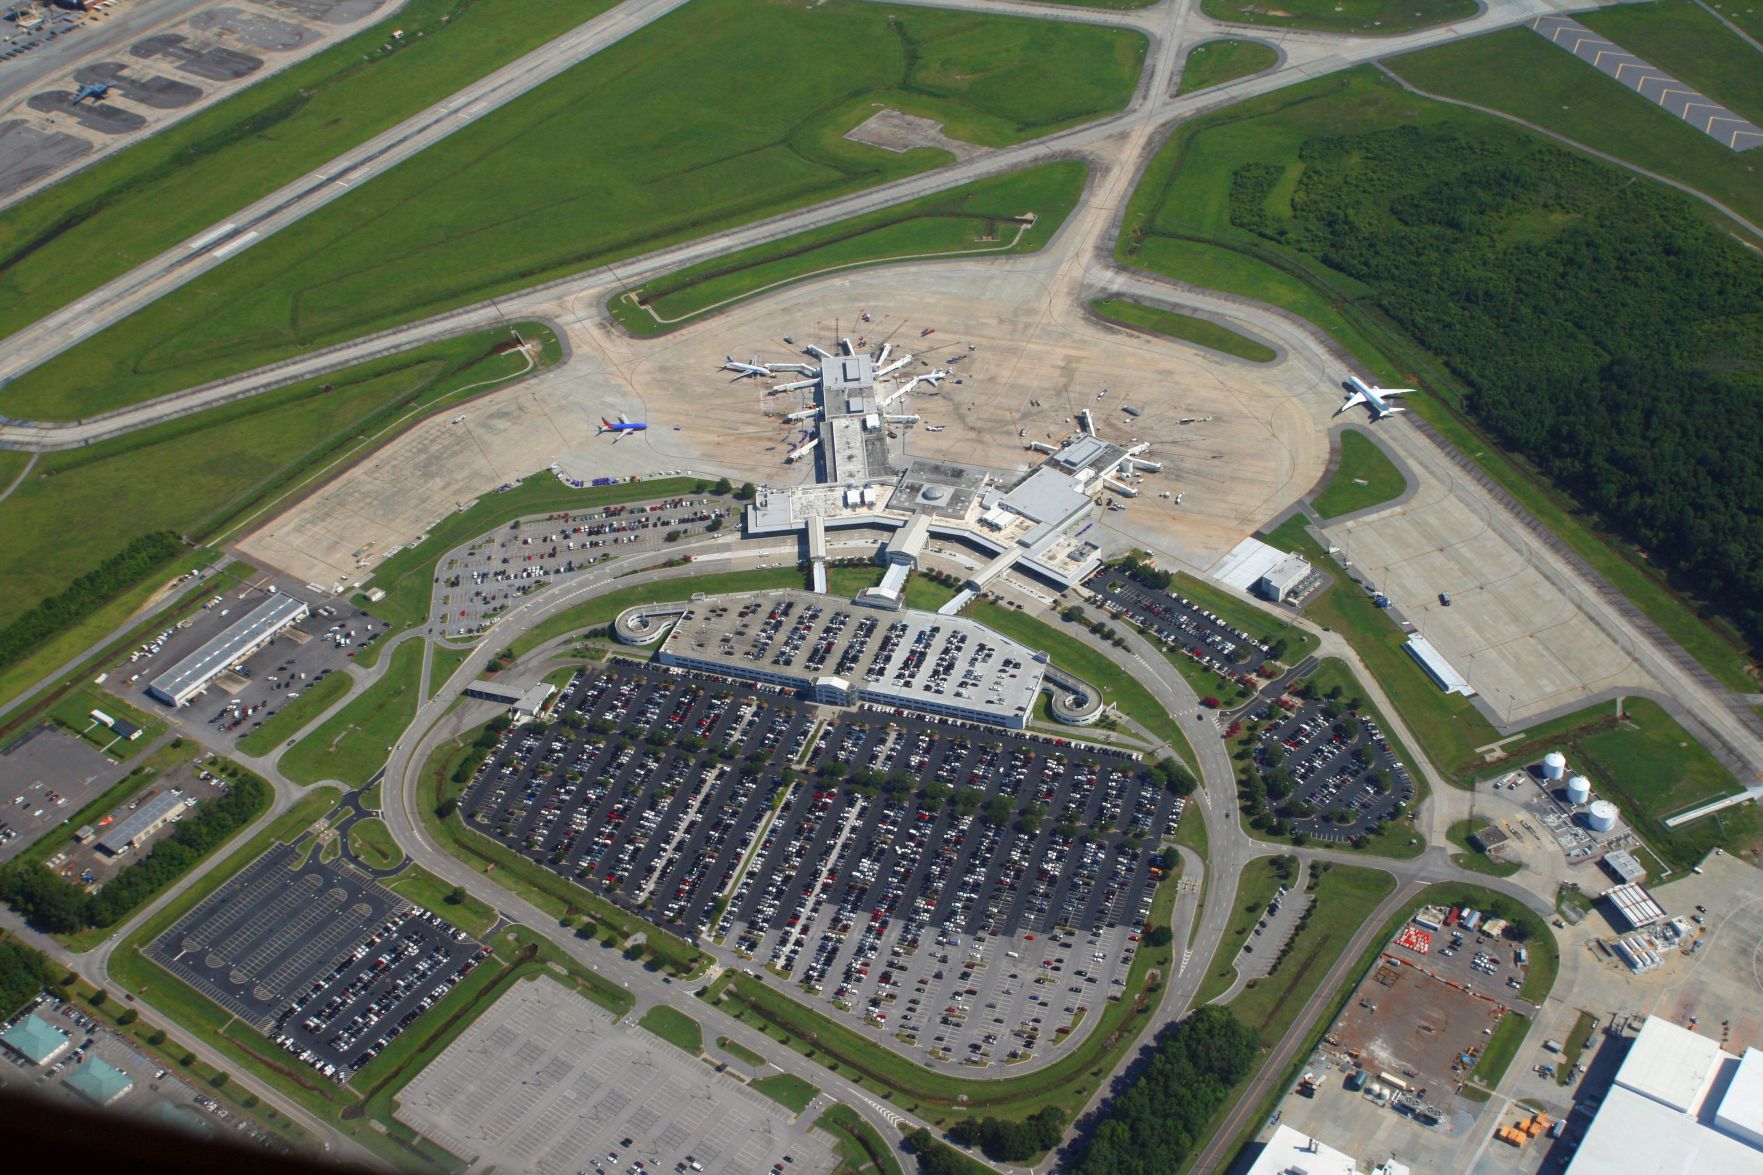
146 592 309 707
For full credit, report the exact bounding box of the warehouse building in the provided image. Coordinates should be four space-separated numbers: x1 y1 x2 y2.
1603 882 1667 931
462 680 556 720
1403 634 1476 696
147 593 309 707
1254 553 1313 603
1569 1017 1763 1173
633 589 1045 728
97 789 193 856
1 1014 71 1066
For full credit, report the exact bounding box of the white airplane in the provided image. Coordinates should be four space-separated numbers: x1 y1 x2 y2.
723 355 773 380
925 425 945 433
1335 375 1415 420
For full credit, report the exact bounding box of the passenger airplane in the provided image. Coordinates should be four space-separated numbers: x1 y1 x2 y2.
1334 375 1415 420
723 356 772 380
598 415 647 440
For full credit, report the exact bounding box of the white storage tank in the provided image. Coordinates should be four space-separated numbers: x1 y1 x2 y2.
1566 775 1593 805
1541 751 1568 780
1587 799 1619 832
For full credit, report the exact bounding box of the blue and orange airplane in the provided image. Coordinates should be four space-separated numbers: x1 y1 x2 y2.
599 414 648 440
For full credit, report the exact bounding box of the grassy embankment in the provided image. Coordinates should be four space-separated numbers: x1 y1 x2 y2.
1312 431 1407 519
1089 297 1275 361
1201 0 1475 33
612 163 1089 335
281 640 423 787
5 0 1145 421
1121 64 1759 693
717 1035 767 1068
347 817 403 870
815 1104 906 1175
1177 39 1280 95
0 0 623 344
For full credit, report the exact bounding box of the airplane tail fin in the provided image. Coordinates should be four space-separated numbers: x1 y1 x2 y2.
600 417 612 431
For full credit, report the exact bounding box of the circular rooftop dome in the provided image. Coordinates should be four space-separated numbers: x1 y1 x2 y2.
1543 751 1567 768
919 485 949 503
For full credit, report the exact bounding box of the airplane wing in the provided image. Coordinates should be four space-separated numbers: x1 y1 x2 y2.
617 414 629 425
1378 388 1415 398
1332 392 1368 417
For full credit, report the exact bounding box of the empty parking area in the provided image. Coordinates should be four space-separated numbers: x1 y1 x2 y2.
433 496 731 638
0 725 125 864
1241 697 1414 843
460 660 1175 1068
147 844 483 1080
397 977 835 1175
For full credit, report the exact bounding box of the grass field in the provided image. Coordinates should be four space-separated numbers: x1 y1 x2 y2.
702 877 1177 1135
5 0 1145 421
639 1005 705 1054
612 162 1088 334
0 0 623 346
1386 29 1763 236
1312 431 1407 519
1557 1010 1597 1084
1122 65 1761 693
752 1073 820 1114
1200 0 1474 33
1579 0 1763 127
383 865 497 939
0 326 551 629
1571 697 1760 870
1224 864 1396 1043
47 685 163 759
1470 1009 1533 1089
281 640 422 787
235 672 353 755
716 1035 766 1068
347 817 404 870
966 597 1199 769
1703 0 1763 38
1446 818 1522 878
427 644 475 700
1177 39 1281 96
1089 297 1275 362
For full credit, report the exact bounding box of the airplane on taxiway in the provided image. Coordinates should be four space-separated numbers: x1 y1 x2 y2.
598 414 648 440
1334 375 1415 420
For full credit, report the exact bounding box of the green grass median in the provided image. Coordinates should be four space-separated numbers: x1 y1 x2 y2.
237 672 353 756
1312 431 1407 519
281 642 423 787
639 1005 704 1054
1201 0 1475 33
1177 39 1280 95
613 162 1088 334
753 1073 820 1114
347 817 404 871
1090 297 1275 362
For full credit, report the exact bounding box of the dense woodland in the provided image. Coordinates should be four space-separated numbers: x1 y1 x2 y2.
0 935 58 1018
1068 1004 1260 1174
0 770 268 934
1231 124 1763 651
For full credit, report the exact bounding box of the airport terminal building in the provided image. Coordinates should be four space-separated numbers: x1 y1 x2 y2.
627 589 1047 728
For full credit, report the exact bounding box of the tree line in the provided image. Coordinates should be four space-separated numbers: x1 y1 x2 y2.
0 531 183 672
0 770 269 934
1231 121 1763 653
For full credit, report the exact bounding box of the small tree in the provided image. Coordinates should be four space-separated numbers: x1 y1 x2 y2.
735 482 757 501
713 477 733 495
445 886 467 906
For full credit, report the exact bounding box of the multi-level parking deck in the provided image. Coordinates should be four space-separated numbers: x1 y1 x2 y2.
459 661 1180 1068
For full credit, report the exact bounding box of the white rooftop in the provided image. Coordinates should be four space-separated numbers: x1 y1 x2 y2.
1718 1048 1763 1149
1404 634 1476 696
1618 1017 1725 1114
1244 1125 1359 1175
1569 1084 1763 1175
1212 536 1291 591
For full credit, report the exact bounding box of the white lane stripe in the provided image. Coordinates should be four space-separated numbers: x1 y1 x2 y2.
210 230 260 259
186 222 236 251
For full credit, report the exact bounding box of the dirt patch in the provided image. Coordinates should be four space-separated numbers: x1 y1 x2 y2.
844 107 987 162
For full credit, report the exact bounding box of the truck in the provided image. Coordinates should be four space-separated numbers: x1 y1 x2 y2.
1543 1039 1563 1053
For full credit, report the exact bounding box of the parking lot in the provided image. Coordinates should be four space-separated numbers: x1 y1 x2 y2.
397 977 835 1175
41 753 228 889
432 497 732 638
1089 566 1282 692
147 845 483 1081
460 660 1177 1068
1241 695 1415 844
1 996 291 1154
0 725 126 864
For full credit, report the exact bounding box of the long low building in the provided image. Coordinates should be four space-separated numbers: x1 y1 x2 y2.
148 593 309 707
632 590 1046 728
97 789 191 856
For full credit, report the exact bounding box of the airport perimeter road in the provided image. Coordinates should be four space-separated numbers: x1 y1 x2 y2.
0 0 696 394
0 0 1585 443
